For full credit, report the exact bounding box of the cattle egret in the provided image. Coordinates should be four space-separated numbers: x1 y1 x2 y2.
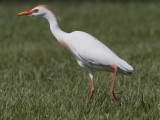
17 5 133 104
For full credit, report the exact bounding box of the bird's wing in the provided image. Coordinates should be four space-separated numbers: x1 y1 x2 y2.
66 31 119 66
65 31 133 72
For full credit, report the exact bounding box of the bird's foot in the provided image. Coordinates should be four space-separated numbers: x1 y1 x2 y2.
110 92 120 104
86 101 90 107
114 89 125 94
85 98 93 108
86 97 93 107
86 88 95 107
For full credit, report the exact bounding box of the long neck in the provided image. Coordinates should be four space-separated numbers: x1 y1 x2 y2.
44 11 67 41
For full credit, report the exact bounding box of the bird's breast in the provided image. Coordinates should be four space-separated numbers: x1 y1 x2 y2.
59 40 73 54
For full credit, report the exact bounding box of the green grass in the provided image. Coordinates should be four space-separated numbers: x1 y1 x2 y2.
0 1 160 120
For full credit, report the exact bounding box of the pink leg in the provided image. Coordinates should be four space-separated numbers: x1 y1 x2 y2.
110 65 120 104
88 79 95 101
87 79 95 106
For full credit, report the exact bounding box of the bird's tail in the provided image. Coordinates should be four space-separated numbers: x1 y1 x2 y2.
115 58 133 75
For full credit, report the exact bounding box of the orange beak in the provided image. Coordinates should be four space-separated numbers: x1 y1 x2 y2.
17 10 34 16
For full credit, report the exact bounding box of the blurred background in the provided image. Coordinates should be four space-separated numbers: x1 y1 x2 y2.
0 0 160 120
0 0 159 2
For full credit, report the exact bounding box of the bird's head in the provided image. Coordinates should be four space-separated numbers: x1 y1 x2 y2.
17 5 53 18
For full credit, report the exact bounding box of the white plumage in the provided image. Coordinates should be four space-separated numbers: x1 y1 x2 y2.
64 31 133 73
17 5 133 104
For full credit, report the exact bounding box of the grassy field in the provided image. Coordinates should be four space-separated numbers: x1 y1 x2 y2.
0 1 160 120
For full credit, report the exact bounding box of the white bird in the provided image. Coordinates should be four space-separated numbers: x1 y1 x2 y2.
17 5 133 104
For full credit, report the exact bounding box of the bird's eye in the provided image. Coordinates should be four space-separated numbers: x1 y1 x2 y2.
33 9 39 13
